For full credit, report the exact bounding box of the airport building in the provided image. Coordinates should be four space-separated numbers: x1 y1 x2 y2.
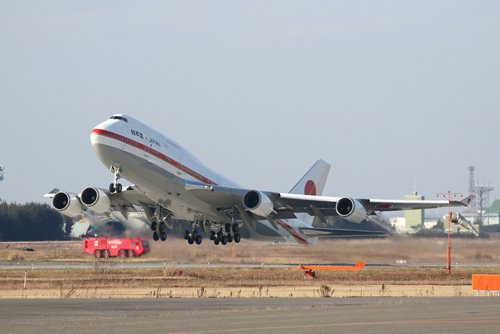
404 192 425 232
390 192 426 234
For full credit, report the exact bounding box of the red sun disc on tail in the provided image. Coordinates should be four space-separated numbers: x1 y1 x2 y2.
304 180 317 195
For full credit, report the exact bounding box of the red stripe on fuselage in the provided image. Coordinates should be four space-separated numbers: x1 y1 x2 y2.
91 128 217 185
275 220 309 245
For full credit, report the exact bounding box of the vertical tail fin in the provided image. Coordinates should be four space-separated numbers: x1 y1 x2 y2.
286 160 332 240
289 160 331 196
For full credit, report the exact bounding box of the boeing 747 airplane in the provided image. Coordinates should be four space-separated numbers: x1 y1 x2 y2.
48 115 473 245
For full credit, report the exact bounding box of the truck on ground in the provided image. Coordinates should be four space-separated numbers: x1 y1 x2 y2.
83 237 150 258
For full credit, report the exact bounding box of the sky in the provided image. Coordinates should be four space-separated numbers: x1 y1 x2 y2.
0 1 499 215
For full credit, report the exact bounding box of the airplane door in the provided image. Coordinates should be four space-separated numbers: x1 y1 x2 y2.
162 140 183 186
143 135 153 160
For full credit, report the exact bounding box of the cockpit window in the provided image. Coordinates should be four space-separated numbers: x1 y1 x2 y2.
110 115 128 122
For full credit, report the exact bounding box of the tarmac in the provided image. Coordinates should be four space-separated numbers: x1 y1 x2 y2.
1 297 500 334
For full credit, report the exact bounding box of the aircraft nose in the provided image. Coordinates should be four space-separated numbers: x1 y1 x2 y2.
90 117 120 146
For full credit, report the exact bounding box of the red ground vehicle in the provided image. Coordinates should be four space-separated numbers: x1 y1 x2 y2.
83 237 150 258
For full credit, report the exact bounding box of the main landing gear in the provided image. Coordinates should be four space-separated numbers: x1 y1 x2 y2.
184 230 203 245
208 223 241 246
151 217 169 242
146 205 173 242
109 166 123 193
183 222 241 246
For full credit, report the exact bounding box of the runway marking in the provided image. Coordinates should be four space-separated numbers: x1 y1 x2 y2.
168 316 500 334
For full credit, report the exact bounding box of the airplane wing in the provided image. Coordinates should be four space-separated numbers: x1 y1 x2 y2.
276 193 474 215
186 181 474 224
107 185 157 209
299 227 386 238
46 185 156 219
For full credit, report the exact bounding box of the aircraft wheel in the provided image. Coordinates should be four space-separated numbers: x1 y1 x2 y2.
209 231 216 240
151 221 158 231
234 233 241 243
195 234 202 245
227 234 233 243
224 223 231 233
221 235 227 245
184 230 190 240
232 223 240 233
94 250 102 258
188 237 194 245
160 231 167 241
109 183 115 193
153 231 159 241
159 221 166 232
214 238 220 245
116 183 122 193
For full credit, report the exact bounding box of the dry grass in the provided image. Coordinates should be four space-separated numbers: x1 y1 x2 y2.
1 237 500 294
2 237 500 264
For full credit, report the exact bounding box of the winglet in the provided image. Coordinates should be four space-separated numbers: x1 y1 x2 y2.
460 195 475 207
43 188 60 198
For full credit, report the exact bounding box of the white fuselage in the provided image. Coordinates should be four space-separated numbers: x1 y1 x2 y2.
91 115 313 245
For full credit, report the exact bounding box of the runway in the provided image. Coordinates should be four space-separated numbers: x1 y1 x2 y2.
1 297 500 334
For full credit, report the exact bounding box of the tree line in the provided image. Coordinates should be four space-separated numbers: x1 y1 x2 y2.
0 202 70 241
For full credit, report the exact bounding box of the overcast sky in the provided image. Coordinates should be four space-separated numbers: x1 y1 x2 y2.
1 1 499 213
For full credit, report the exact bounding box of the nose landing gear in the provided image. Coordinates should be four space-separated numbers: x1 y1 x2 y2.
109 166 123 193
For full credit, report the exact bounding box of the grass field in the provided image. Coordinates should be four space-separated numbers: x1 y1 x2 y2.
1 237 499 298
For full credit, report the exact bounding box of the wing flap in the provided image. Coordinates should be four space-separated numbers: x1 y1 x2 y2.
300 227 386 238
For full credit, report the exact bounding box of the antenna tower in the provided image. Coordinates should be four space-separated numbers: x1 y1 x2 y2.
468 166 494 224
476 184 494 225
468 166 476 210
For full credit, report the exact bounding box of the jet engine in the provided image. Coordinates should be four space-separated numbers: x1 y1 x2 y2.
80 187 111 213
336 197 367 224
243 190 274 217
52 192 84 217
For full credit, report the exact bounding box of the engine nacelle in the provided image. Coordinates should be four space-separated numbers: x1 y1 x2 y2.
52 192 84 217
243 190 274 217
79 187 111 213
336 197 367 224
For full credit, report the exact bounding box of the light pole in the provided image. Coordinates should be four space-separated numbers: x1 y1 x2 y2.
437 191 463 275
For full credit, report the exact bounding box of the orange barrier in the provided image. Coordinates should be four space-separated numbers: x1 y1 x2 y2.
472 274 500 290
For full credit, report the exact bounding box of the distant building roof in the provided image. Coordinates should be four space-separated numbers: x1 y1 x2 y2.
487 199 500 214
